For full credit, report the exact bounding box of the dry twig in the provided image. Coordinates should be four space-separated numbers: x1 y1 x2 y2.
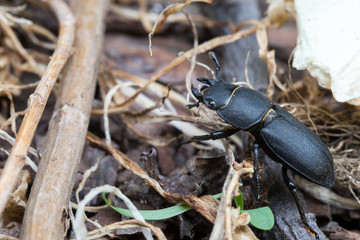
0 0 75 216
20 0 109 239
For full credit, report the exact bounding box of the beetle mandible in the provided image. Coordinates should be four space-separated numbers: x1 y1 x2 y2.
185 52 335 239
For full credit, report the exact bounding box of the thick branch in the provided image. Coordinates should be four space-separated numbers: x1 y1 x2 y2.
20 0 109 239
0 0 75 215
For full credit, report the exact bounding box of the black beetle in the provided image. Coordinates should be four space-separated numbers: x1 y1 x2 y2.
185 52 335 239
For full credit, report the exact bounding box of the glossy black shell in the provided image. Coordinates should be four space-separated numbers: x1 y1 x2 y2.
250 105 335 187
209 83 335 187
217 87 272 130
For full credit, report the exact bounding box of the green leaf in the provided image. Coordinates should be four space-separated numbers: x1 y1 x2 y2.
102 192 192 220
102 192 274 231
241 207 274 230
233 191 244 210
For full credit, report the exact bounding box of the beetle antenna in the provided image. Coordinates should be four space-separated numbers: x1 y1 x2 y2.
208 51 220 79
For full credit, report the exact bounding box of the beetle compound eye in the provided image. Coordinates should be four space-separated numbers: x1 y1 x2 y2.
207 100 216 108
209 101 216 108
204 96 217 109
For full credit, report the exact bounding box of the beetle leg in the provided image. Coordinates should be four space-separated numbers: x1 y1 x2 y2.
182 128 240 145
253 142 261 204
282 166 320 239
326 136 344 146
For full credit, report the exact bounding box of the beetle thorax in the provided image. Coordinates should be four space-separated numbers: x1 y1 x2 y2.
202 81 237 110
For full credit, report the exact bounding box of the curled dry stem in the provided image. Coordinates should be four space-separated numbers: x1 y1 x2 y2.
73 185 157 240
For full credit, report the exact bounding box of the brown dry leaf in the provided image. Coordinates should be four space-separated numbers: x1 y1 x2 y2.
231 211 258 240
183 195 219 223
223 163 255 239
1 170 31 227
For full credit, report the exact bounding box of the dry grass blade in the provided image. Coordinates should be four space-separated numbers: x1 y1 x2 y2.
0 5 48 77
73 185 157 240
256 19 286 99
0 8 36 69
84 220 166 240
22 23 57 50
294 175 360 210
0 0 75 215
183 195 219 223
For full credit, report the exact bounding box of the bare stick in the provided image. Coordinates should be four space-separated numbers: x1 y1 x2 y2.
20 0 109 239
0 0 75 215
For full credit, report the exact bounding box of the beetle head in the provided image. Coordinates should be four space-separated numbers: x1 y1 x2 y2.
186 52 237 110
186 78 237 110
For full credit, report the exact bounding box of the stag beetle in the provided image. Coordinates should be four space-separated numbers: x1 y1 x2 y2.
185 52 335 239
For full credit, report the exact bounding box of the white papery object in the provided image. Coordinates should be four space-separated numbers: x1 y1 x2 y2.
292 0 360 105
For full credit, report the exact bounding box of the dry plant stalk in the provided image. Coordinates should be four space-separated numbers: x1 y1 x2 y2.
210 144 255 240
0 0 75 216
256 18 286 98
19 1 109 239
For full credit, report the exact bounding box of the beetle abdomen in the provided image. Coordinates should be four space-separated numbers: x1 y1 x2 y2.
252 105 335 187
217 87 272 130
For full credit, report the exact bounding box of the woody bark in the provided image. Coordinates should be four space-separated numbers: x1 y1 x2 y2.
20 1 109 239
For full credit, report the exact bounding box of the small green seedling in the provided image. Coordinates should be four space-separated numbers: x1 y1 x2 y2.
233 192 274 230
102 190 274 231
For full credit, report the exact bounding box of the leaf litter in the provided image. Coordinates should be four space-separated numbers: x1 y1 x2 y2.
0 0 359 239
